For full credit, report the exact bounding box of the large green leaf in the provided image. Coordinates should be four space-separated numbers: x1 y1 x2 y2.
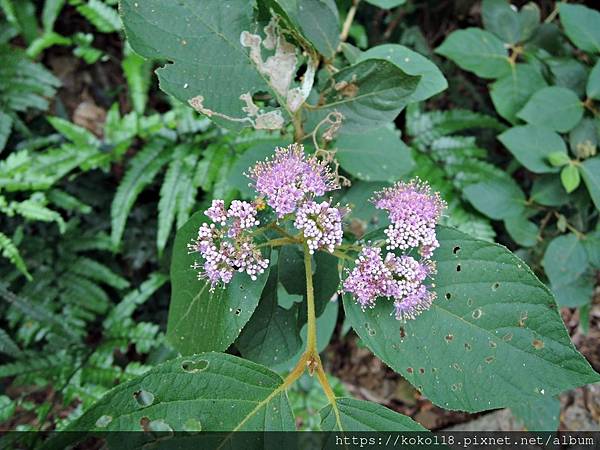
335 126 414 182
490 64 547 124
343 226 599 412
167 211 270 355
580 156 600 210
435 28 511 79
559 3 600 54
46 353 295 448
320 397 425 431
121 0 292 131
498 125 565 174
271 0 339 58
517 87 584 133
306 58 420 133
463 178 526 220
357 44 447 103
482 0 540 44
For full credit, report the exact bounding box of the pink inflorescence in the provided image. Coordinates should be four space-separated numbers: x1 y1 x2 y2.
344 179 445 322
247 143 338 218
188 199 269 290
372 179 446 258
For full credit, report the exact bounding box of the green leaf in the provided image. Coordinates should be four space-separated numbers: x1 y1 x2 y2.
121 0 293 131
511 396 560 431
530 175 569 207
0 231 30 280
547 151 570 167
76 0 121 33
0 110 12 151
435 28 511 79
517 87 584 133
236 267 302 367
547 58 588 98
357 44 447 103
559 3 600 54
583 230 600 269
498 125 565 173
0 327 20 357
320 397 425 431
363 0 406 9
560 164 580 194
341 181 389 237
306 58 420 133
111 141 170 248
569 119 598 159
46 353 294 448
587 60 600 100
167 211 270 355
463 178 526 220
47 116 99 148
542 234 588 287
552 277 594 308
504 216 538 247
42 0 65 31
482 0 540 44
490 64 547 124
335 126 414 182
122 45 151 115
71 257 129 290
271 0 340 58
343 226 599 412
579 156 600 210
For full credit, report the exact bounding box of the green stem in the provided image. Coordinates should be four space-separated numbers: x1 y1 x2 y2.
303 244 317 356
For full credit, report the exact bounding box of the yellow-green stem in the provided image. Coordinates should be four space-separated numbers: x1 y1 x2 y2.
303 244 317 356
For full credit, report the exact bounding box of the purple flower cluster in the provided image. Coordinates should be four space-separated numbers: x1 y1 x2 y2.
373 179 445 258
188 200 269 290
247 143 338 217
344 180 445 321
294 200 344 254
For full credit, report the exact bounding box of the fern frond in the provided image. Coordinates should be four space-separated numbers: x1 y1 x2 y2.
110 140 170 248
70 257 129 290
0 231 31 280
60 273 109 315
0 351 72 378
0 327 21 357
75 0 121 33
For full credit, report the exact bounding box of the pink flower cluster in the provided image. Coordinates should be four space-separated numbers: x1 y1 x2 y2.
344 180 445 321
248 143 345 254
189 200 269 290
247 143 338 217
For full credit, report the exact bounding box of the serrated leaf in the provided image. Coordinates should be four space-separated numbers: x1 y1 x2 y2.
167 211 270 355
0 327 20 357
46 353 295 449
560 164 580 194
0 231 30 279
110 141 170 248
579 156 600 210
42 0 65 31
559 3 600 54
122 46 151 115
463 178 526 220
498 125 565 173
306 58 420 133
517 87 584 133
435 28 511 79
343 226 599 412
357 44 447 103
320 397 425 431
335 126 414 182
76 0 121 33
47 116 99 148
490 64 547 124
121 0 292 132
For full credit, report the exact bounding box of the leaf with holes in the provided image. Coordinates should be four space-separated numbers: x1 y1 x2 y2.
45 353 295 449
121 0 298 131
320 397 426 431
167 211 270 355
343 226 599 412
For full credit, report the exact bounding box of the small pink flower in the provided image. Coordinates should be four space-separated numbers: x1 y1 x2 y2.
294 200 344 254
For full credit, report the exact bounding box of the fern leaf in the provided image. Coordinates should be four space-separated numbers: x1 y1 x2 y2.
8 195 66 232
60 273 109 314
0 351 72 377
42 0 66 32
110 140 170 248
70 257 129 290
122 45 151 115
157 144 198 255
0 109 12 151
0 327 20 357
0 231 31 280
104 272 168 327
47 189 92 214
47 116 99 147
75 0 121 33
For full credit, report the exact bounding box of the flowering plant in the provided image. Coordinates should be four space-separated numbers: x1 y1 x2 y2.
48 0 598 443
